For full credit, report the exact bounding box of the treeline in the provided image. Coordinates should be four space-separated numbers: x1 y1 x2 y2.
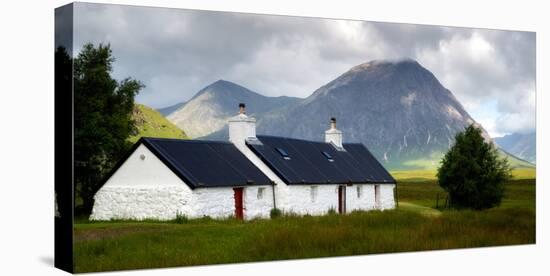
56 43 144 215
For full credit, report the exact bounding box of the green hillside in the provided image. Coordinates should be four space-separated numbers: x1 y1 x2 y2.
128 104 187 143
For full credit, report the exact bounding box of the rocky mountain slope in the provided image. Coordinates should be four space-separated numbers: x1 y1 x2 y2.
495 132 536 164
166 59 532 170
157 101 186 116
256 59 490 169
167 80 300 138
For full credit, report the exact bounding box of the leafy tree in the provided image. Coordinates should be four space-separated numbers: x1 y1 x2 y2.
74 43 143 214
437 124 511 210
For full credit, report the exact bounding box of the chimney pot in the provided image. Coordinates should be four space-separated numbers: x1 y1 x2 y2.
330 117 336 129
229 103 256 147
325 117 343 148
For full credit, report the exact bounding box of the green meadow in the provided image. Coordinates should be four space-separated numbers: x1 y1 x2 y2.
74 168 536 273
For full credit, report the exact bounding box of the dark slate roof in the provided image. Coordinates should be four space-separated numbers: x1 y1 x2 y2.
246 135 396 185
137 137 272 189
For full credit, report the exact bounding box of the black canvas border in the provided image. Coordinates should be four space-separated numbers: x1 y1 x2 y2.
54 3 74 273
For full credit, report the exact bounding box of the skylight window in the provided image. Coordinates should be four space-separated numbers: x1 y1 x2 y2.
276 147 291 160
322 151 334 162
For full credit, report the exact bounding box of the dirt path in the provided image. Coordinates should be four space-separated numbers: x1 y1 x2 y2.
398 202 442 217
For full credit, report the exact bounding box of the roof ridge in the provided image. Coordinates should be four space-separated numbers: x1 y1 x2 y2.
256 135 327 143
141 137 233 144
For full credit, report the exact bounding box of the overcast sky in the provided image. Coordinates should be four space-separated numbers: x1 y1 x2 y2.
73 3 535 137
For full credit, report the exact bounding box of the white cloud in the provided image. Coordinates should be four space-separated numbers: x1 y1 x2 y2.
416 30 535 135
73 3 536 135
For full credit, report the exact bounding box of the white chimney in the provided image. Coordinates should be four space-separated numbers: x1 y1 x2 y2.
229 103 256 147
325 117 343 148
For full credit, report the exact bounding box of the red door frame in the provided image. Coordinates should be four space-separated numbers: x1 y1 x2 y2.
338 186 346 214
233 187 244 220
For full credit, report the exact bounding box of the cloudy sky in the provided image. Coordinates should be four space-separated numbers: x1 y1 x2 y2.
73 3 535 137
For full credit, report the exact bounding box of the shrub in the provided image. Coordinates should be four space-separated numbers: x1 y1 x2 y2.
327 207 337 215
174 211 189 224
270 208 282 219
437 124 511 210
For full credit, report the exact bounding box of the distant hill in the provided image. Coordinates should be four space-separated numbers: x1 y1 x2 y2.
495 132 536 164
157 101 186 116
167 80 301 138
128 104 187 143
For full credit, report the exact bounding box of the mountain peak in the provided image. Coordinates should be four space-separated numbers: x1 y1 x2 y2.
349 58 421 73
193 79 255 99
168 80 301 138
207 79 239 89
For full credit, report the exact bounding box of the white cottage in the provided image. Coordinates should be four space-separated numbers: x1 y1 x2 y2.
90 103 396 220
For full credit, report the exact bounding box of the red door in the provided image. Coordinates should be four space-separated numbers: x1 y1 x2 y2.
233 187 244 220
338 186 346 214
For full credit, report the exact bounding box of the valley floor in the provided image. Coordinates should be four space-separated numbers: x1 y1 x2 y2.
73 173 535 273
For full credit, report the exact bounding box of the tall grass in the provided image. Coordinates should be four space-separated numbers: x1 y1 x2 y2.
74 178 535 273
74 207 534 272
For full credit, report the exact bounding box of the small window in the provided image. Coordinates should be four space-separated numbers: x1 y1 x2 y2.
357 186 362 198
321 151 334 162
257 187 265 200
276 147 291 160
310 186 318 203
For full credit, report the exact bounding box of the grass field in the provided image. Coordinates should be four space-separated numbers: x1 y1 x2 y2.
391 168 536 181
73 172 536 273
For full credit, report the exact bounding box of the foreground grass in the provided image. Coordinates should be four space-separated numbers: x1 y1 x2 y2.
74 208 534 273
74 179 535 273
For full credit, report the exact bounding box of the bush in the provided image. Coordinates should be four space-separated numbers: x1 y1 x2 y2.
174 211 189 224
327 207 337 215
437 124 511 210
270 208 282 219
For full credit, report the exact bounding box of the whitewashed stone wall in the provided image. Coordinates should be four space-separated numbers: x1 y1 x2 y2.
286 185 339 215
90 144 275 220
284 183 395 215
346 184 376 212
91 185 192 220
90 144 194 220
244 186 275 219
193 187 235 219
378 184 396 210
194 186 274 220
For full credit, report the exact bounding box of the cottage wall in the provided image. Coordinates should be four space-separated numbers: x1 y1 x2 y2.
285 183 395 215
346 184 376 212
379 184 397 210
285 185 338 215
90 144 275 220
243 186 275 219
91 138 396 220
193 187 235 218
90 144 193 220
188 186 274 220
